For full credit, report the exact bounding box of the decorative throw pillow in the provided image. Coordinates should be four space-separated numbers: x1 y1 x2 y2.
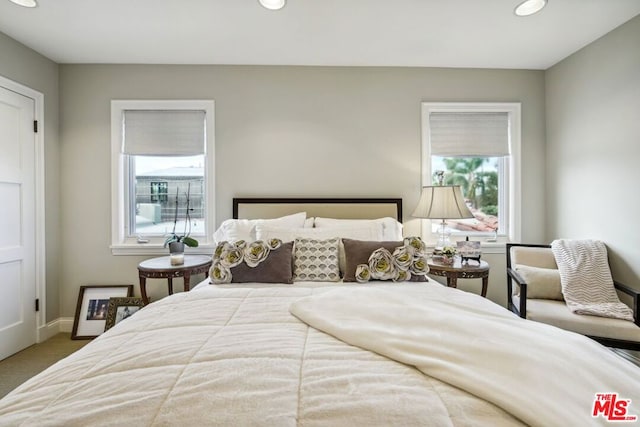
343 237 429 283
293 238 340 282
255 225 384 275
513 264 564 300
210 240 294 284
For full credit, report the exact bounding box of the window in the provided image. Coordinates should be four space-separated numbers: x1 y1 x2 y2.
111 100 215 254
421 102 521 243
134 158 204 235
149 181 168 203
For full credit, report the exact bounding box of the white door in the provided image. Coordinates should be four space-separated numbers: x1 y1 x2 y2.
0 85 37 360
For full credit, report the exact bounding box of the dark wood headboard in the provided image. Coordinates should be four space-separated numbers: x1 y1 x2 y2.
233 198 403 222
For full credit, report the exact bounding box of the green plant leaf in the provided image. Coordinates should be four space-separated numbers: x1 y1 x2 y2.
183 236 199 247
164 235 179 247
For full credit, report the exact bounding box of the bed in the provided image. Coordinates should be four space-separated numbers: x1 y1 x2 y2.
0 198 638 427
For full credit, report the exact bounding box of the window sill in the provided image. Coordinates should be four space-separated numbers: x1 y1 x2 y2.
110 244 215 256
424 240 506 254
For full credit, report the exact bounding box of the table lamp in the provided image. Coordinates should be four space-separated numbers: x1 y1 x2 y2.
412 173 474 249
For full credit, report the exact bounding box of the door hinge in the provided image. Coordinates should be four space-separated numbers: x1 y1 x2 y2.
35 298 40 312
33 120 38 133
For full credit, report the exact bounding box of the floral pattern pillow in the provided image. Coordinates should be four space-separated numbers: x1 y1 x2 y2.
210 239 293 284
354 237 430 283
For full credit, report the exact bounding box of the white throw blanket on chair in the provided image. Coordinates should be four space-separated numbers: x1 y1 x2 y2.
551 239 633 321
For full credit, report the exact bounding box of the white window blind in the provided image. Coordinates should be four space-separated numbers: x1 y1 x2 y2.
123 110 206 156
429 112 509 157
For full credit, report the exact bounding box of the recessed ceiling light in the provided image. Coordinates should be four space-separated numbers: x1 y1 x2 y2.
9 0 37 7
258 0 285 11
514 0 547 17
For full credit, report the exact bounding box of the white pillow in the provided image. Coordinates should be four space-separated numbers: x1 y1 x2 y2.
303 217 315 228
213 212 307 243
255 224 383 242
313 217 403 241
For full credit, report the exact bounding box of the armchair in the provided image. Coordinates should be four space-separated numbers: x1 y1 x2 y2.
506 243 640 350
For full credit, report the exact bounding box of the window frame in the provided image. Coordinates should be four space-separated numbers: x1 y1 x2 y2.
420 102 521 245
110 100 215 255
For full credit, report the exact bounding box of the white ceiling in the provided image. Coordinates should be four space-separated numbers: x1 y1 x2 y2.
0 0 639 70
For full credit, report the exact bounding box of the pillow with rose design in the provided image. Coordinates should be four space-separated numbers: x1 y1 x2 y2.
343 237 429 283
210 239 294 284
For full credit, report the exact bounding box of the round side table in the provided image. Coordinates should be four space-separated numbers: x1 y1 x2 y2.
427 258 490 297
137 255 212 304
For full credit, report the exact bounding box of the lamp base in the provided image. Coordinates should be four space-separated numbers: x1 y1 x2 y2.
435 220 452 250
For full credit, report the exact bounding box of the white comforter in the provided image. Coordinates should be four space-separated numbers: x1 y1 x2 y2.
0 284 524 426
291 286 640 427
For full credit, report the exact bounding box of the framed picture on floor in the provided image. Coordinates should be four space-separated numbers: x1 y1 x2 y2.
104 297 145 332
71 285 133 340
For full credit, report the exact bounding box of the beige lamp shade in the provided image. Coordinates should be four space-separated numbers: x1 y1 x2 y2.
411 185 474 219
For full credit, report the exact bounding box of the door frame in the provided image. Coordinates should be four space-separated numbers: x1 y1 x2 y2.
0 74 46 342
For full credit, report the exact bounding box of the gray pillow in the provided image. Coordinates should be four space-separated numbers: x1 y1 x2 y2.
342 239 427 282
231 241 294 284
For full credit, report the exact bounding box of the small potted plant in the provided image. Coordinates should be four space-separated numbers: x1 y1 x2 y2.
441 246 457 265
164 183 198 264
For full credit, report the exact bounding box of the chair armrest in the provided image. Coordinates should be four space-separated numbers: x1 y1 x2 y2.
614 281 639 297
614 281 639 327
507 267 526 287
507 268 528 318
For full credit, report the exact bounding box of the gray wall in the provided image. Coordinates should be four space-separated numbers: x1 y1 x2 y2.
59 64 546 312
0 32 60 322
546 15 640 287
3 13 638 325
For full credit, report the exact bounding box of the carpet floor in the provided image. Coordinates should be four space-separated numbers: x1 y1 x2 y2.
0 333 88 398
0 334 638 400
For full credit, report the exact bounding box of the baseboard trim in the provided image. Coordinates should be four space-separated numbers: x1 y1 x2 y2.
59 317 74 333
37 319 60 342
37 317 74 342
